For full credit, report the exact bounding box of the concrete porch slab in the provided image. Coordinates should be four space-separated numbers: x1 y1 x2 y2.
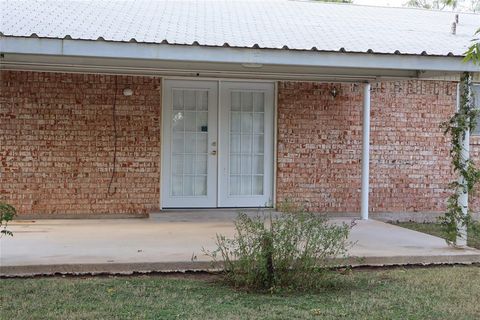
1 211 479 277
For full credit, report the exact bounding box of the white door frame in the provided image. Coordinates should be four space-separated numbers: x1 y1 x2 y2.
161 79 275 208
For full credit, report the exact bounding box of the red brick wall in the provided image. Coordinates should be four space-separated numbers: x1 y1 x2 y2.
276 80 462 215
0 71 161 217
277 82 364 212
1 70 474 218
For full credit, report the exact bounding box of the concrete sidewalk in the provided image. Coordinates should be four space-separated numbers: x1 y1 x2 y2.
1 211 479 276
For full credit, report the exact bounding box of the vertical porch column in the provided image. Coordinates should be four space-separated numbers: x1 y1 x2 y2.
361 83 371 220
457 73 472 246
457 130 469 246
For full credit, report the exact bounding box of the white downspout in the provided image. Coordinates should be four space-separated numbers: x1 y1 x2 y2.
361 83 371 220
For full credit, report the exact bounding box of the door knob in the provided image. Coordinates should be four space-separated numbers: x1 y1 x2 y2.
210 150 217 155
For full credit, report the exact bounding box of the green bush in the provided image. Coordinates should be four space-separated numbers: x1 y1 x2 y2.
0 202 16 237
205 211 353 292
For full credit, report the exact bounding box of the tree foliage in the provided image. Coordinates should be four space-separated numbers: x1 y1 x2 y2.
0 203 16 237
440 22 480 245
405 0 458 9
440 73 480 245
439 28 480 245
405 0 480 11
464 28 480 65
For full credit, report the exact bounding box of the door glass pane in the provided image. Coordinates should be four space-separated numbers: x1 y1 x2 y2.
184 154 195 174
185 133 196 153
194 176 207 196
173 90 183 110
241 113 253 132
230 155 241 174
241 135 252 153
230 175 241 195
172 133 184 154
253 176 264 195
241 92 253 112
184 91 196 110
253 92 264 112
197 112 208 129
253 135 264 154
241 155 252 174
183 176 194 196
184 112 196 132
229 90 265 196
232 92 241 111
172 155 183 175
197 91 208 111
231 112 241 132
196 134 207 153
196 155 207 174
172 112 184 131
230 134 241 153
172 175 183 196
241 176 252 195
253 155 264 174
170 88 209 197
253 113 264 133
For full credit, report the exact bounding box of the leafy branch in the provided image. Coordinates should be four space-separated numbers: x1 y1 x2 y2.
440 72 480 244
463 28 480 65
0 203 16 237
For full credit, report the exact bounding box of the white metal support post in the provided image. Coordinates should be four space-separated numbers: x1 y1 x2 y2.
457 131 469 246
361 83 371 220
457 73 472 246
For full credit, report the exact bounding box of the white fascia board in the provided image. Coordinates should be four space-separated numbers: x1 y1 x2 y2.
1 37 479 73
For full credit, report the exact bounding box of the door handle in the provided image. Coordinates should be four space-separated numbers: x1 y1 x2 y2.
210 150 217 156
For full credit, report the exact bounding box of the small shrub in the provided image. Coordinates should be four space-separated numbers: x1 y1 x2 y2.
0 202 16 237
205 211 353 292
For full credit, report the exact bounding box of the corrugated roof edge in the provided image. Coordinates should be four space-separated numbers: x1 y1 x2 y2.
0 34 463 58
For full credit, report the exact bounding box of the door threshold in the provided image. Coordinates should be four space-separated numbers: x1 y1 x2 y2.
150 208 278 220
159 207 274 212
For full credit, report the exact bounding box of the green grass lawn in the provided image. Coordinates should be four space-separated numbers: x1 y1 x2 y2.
394 222 480 249
1 267 479 320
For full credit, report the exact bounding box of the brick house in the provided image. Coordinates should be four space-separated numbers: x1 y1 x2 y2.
1 0 479 220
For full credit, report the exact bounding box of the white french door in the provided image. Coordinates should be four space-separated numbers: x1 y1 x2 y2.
162 80 218 208
218 82 274 207
162 80 274 208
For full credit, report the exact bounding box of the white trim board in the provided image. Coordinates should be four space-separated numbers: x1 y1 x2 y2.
2 37 479 75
